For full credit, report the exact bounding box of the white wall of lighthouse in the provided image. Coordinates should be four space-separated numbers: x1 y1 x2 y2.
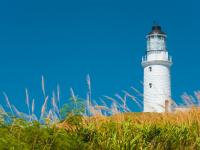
142 25 172 112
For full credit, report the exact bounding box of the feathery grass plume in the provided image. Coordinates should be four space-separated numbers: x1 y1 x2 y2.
181 92 194 106
12 105 32 121
86 93 90 116
31 99 38 121
56 84 60 109
32 99 35 115
99 98 108 107
123 94 128 109
194 91 200 105
91 99 97 106
41 75 46 97
93 105 107 118
25 88 31 121
47 109 59 124
122 90 142 110
91 100 104 116
3 92 14 116
139 80 144 86
103 95 116 103
131 86 143 97
45 109 59 125
41 96 49 119
122 93 127 109
47 109 53 124
103 95 125 113
51 109 60 122
70 87 77 102
115 93 124 103
70 87 78 111
190 95 196 104
114 101 127 112
52 91 59 116
110 102 119 115
122 94 131 112
99 98 109 115
12 105 22 117
114 93 128 112
95 105 109 111
86 74 91 105
89 105 99 116
31 114 38 121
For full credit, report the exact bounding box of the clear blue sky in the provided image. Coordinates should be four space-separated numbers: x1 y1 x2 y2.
0 0 198 113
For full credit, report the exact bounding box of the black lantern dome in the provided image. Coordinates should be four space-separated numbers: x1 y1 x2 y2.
148 24 166 35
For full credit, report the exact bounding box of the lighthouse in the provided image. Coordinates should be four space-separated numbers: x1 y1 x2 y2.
142 24 172 112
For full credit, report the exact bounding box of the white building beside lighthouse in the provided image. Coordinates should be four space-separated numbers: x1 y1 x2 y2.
142 24 172 112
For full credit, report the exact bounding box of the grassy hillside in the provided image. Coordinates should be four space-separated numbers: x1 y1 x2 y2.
0 76 199 149
1 109 200 150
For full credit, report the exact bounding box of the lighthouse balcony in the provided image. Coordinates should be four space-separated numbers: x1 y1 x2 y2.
142 55 172 67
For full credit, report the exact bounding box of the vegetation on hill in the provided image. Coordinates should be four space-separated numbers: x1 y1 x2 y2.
1 110 200 149
0 76 200 149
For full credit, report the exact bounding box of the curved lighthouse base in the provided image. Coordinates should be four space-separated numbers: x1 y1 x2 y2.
144 98 172 112
143 63 172 112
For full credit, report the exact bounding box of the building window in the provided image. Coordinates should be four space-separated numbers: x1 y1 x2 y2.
158 35 162 40
149 83 152 88
149 67 152 72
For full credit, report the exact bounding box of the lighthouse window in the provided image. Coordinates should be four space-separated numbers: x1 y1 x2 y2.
149 67 152 72
149 83 152 88
158 36 162 40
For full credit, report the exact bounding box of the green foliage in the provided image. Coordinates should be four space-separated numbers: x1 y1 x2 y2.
0 118 89 150
0 112 200 149
60 98 85 120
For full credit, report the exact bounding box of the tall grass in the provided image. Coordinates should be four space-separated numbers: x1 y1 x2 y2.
1 108 200 149
0 76 200 149
1 75 197 122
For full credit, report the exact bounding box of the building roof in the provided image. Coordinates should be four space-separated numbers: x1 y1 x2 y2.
148 25 166 35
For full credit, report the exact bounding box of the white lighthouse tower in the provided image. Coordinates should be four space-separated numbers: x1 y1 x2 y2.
142 24 172 112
